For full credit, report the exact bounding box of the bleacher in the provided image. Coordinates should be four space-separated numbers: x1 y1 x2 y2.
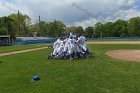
16 37 51 41
0 35 11 46
15 37 56 45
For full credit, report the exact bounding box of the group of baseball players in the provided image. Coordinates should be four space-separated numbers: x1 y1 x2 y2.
50 33 90 60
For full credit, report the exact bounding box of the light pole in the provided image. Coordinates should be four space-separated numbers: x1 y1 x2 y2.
18 10 21 36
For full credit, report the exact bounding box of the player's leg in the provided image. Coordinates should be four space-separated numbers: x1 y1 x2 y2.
68 46 75 60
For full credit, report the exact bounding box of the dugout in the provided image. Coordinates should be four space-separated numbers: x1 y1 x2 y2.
0 35 11 46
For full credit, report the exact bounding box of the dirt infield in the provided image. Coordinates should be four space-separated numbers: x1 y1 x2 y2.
106 50 140 62
88 41 140 62
88 41 140 44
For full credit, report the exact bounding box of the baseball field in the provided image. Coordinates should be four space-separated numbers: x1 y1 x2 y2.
0 41 140 93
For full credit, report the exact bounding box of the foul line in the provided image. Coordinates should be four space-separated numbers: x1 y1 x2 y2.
0 47 48 57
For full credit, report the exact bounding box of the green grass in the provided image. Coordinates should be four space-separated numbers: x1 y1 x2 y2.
0 44 140 93
0 44 49 53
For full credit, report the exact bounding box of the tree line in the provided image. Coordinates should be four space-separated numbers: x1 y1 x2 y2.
91 18 140 38
0 13 140 38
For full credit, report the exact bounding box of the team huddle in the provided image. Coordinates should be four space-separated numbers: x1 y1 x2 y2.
48 33 91 60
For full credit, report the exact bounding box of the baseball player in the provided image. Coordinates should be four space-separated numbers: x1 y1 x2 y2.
76 34 89 57
67 36 77 60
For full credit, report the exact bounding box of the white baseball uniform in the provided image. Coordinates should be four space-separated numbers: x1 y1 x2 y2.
77 36 87 52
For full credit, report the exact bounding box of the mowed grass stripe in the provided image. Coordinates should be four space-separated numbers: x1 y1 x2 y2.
0 47 48 57
0 44 49 53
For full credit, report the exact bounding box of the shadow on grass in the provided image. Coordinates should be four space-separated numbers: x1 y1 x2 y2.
0 61 2 63
47 52 95 61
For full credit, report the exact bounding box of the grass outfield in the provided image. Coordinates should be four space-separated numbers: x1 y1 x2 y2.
0 44 140 93
0 44 48 53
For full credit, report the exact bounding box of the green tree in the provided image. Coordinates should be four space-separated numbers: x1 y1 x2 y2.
0 17 7 35
39 21 47 36
65 26 77 34
93 22 104 38
128 17 140 36
84 27 93 38
9 13 31 36
46 20 66 37
66 26 84 35
103 22 114 37
75 26 84 34
0 16 15 38
112 19 128 37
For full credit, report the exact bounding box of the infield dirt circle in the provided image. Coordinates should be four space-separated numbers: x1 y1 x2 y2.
106 50 140 62
88 41 140 62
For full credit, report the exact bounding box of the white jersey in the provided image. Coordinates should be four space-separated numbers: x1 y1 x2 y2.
77 36 86 44
67 38 77 54
77 36 87 52
53 39 60 49
53 39 64 49
67 38 76 47
63 39 68 52
59 40 65 47
53 39 64 55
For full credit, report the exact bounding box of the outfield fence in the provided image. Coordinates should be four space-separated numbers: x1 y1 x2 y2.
12 36 140 45
13 39 56 45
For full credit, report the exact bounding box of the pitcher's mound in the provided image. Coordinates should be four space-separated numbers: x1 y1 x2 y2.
106 50 140 62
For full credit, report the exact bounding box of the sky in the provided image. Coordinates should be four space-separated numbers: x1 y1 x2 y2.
0 0 140 28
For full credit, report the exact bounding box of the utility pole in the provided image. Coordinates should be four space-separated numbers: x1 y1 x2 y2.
18 10 21 36
39 15 41 23
23 21 26 36
38 15 41 36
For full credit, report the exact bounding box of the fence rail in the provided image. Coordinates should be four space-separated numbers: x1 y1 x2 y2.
10 36 140 45
14 39 56 45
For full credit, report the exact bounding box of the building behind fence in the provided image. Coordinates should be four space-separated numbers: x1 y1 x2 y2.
0 35 11 46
